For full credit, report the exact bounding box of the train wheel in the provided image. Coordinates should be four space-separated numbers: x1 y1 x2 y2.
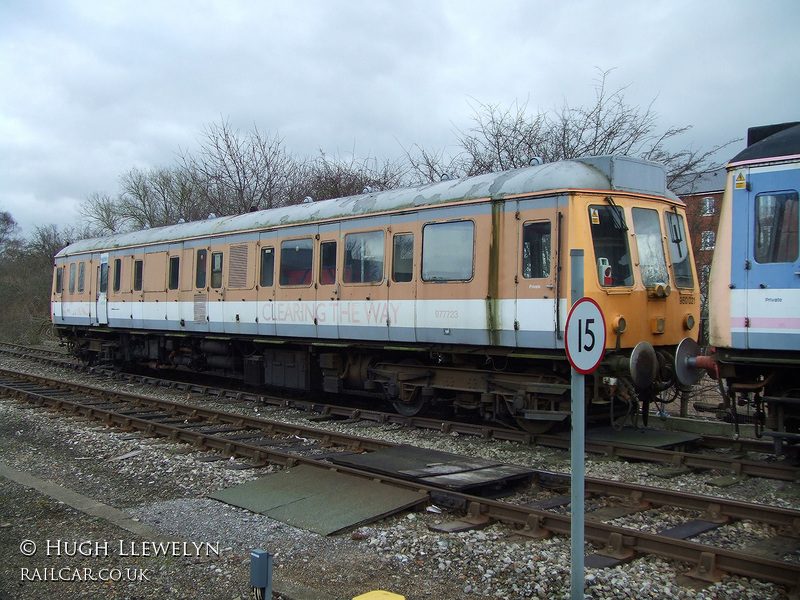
512 417 556 434
392 393 430 417
388 359 430 417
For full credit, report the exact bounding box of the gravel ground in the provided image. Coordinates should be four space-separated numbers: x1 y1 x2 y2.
0 354 795 599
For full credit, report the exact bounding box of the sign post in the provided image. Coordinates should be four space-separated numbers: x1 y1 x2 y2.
565 250 606 600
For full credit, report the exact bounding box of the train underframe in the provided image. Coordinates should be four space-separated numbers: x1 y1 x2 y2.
58 326 678 433
713 348 800 443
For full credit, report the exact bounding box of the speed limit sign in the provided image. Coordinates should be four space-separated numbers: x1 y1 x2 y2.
565 297 606 374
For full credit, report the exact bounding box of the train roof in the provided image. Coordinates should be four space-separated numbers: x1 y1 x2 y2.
729 122 800 166
56 155 675 258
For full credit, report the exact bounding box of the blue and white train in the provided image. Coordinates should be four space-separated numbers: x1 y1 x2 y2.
697 122 800 443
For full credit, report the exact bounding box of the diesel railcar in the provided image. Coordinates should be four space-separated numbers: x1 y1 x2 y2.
52 155 700 432
686 123 800 444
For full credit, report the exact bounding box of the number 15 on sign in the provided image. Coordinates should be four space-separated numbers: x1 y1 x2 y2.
565 297 606 374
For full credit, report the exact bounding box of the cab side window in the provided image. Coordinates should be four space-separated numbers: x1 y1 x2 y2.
754 191 799 263
522 221 551 279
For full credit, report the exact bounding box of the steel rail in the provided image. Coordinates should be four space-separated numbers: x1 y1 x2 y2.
2 370 800 587
4 367 798 531
3 347 794 480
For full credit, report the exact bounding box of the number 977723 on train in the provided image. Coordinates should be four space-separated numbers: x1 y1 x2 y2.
51 155 700 433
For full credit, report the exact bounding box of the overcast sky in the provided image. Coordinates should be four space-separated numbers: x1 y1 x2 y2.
1 0 798 236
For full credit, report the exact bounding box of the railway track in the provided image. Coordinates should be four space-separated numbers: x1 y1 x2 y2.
3 342 797 483
1 367 800 589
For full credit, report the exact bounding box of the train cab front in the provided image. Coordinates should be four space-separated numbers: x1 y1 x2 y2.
583 196 701 425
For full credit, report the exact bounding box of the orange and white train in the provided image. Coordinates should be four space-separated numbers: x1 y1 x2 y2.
52 155 700 432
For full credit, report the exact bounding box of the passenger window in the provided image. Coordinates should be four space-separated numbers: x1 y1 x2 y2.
279 238 313 286
344 231 384 284
754 191 799 263
56 267 64 294
113 258 121 292
196 249 207 288
77 262 85 293
665 212 694 287
522 221 551 279
169 256 180 290
422 221 474 282
392 233 414 283
632 208 669 286
69 263 76 293
260 247 275 287
210 252 223 289
133 260 143 291
589 204 633 287
319 241 337 285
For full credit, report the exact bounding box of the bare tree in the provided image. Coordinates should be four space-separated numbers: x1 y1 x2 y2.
299 151 408 201
0 210 19 256
79 192 125 235
407 69 735 189
180 118 299 216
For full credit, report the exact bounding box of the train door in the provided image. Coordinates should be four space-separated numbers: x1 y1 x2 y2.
190 246 210 333
256 235 277 338
336 224 389 343
165 243 184 332
52 263 65 324
316 223 340 339
95 253 109 325
515 196 562 350
740 165 800 350
387 214 417 342
131 252 145 329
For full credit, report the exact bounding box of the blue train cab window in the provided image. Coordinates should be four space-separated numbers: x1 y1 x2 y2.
319 241 337 285
260 247 275 287
168 256 180 290
754 191 799 263
196 249 207 288
55 267 64 294
392 233 414 283
210 252 223 289
77 262 85 293
522 221 551 279
279 238 313 286
665 212 694 288
589 204 633 287
69 263 76 293
344 231 384 284
422 221 474 282
632 208 669 287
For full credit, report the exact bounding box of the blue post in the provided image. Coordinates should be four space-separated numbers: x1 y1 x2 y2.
570 249 585 600
250 549 273 599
